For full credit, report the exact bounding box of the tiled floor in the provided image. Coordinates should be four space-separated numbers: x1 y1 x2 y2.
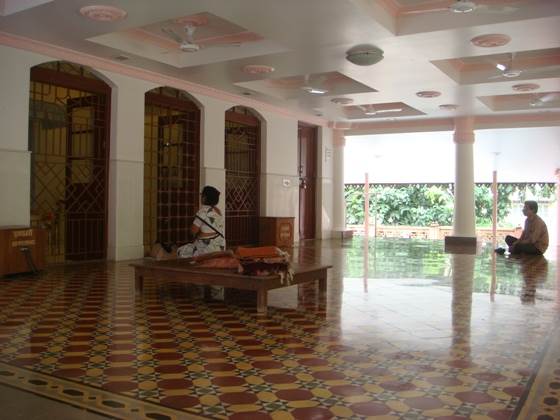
0 238 558 419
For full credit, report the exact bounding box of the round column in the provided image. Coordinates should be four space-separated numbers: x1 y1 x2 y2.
452 117 476 238
332 129 346 232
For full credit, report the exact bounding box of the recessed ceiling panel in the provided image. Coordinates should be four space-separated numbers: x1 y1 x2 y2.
0 0 53 16
478 91 560 111
88 12 289 68
236 72 377 100
343 102 425 119
432 48 560 85
391 0 525 15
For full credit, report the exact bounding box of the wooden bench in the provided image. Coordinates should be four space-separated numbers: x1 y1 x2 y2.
130 259 331 316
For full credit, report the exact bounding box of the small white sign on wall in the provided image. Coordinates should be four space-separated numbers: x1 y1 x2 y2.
325 147 332 162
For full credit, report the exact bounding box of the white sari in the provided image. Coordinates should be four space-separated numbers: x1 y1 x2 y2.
177 205 225 258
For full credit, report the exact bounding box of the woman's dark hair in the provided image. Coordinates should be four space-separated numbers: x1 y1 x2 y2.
201 186 220 206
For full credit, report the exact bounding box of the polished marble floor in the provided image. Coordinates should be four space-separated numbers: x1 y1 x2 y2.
0 238 559 419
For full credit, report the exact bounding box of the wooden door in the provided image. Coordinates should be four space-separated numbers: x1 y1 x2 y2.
65 96 108 260
143 90 200 253
298 125 317 240
157 116 190 245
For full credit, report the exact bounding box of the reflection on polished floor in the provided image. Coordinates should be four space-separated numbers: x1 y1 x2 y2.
0 238 558 419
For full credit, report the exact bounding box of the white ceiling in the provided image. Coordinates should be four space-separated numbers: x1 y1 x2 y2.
0 0 559 125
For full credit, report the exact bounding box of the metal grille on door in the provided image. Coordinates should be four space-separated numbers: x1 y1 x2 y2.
225 114 260 247
29 62 110 262
143 89 200 254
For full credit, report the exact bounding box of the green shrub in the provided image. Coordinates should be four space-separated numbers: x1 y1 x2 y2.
345 183 556 227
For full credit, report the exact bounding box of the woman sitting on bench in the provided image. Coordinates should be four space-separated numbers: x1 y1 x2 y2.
151 185 225 260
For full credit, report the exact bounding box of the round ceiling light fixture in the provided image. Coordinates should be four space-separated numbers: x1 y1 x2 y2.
512 83 540 92
439 104 459 110
79 5 128 22
470 34 511 48
331 97 354 105
242 64 275 75
346 44 384 66
416 90 441 98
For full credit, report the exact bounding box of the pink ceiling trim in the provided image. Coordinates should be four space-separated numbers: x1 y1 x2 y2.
0 31 328 126
475 112 560 127
332 129 347 147
347 112 560 134
456 54 560 72
130 28 178 50
377 0 400 17
199 31 263 46
454 116 475 144
175 15 209 26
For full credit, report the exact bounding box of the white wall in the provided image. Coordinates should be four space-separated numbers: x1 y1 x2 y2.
345 127 560 184
259 112 299 222
0 45 46 227
98 70 157 260
0 44 336 259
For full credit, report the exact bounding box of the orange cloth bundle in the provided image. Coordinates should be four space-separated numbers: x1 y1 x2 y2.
189 251 240 269
195 256 240 269
235 246 282 259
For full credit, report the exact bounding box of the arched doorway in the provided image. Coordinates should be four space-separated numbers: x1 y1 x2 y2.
224 107 261 246
143 87 200 254
29 61 111 262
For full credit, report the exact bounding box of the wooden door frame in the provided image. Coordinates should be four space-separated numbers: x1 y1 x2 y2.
297 123 318 240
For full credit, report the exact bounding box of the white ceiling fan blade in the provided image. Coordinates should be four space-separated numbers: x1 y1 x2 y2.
539 92 560 103
400 7 448 15
161 27 184 44
376 108 403 113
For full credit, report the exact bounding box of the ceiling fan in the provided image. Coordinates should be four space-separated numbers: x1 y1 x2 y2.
359 105 403 116
301 75 329 95
529 92 560 107
401 0 519 16
161 23 244 53
490 53 522 79
489 53 560 80
162 24 201 52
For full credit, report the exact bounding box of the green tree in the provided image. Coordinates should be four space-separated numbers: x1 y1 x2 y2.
345 183 556 227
